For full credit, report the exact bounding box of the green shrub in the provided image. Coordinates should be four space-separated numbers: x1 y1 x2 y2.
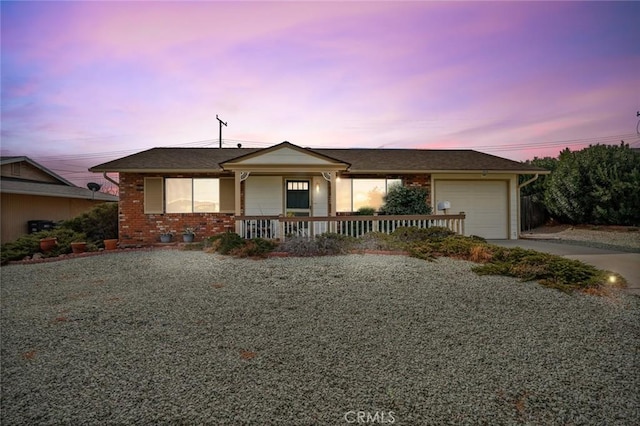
356 207 376 216
61 202 118 246
231 238 277 258
206 233 276 258
406 244 436 261
391 226 455 244
473 246 608 290
1 228 87 264
352 232 398 251
380 185 432 215
544 143 640 225
1 234 42 264
279 233 354 257
208 232 245 255
437 236 486 257
315 233 354 254
403 234 489 261
277 237 319 257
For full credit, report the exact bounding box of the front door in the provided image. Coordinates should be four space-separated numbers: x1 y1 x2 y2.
286 180 310 217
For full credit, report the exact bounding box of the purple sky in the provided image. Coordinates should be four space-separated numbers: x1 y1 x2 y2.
2 1 639 187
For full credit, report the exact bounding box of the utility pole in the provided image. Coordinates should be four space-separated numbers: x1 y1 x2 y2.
216 114 227 149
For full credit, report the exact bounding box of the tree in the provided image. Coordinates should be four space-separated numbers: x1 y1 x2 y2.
380 184 432 215
519 157 558 201
544 143 640 225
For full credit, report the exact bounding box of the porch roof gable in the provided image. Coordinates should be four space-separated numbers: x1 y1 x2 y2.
220 141 350 171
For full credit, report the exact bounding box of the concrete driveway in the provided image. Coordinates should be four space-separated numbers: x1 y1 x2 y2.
488 239 640 296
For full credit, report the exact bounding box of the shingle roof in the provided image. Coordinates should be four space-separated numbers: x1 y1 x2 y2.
89 145 548 173
1 179 118 201
89 148 261 172
1 156 76 186
315 149 544 172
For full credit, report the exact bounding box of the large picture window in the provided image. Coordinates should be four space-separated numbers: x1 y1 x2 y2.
166 178 220 213
336 178 402 212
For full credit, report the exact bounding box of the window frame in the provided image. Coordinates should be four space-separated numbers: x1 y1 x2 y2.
336 177 403 212
143 177 235 214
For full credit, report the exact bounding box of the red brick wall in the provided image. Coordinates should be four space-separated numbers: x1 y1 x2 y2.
118 173 235 246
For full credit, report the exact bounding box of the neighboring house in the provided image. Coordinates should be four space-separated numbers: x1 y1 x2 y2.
0 156 118 243
89 141 548 245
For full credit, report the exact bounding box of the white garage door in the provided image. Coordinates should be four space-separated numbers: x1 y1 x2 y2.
435 180 508 239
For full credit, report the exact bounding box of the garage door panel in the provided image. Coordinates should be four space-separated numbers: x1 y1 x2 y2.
435 180 508 239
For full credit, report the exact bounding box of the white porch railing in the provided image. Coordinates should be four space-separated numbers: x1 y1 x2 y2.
234 214 465 240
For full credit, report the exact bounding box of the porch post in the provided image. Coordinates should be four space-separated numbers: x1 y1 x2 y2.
234 171 242 233
329 171 337 217
329 171 337 233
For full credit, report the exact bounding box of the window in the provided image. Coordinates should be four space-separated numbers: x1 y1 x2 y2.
166 178 220 213
336 178 402 212
144 177 235 214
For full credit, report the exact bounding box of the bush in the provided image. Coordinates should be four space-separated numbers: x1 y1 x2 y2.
61 202 118 246
473 246 609 290
391 226 455 243
544 143 640 225
356 207 376 216
351 232 398 251
279 233 354 257
230 238 277 258
1 228 88 264
380 185 432 215
207 232 245 255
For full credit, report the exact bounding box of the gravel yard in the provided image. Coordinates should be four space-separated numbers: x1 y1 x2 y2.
522 226 640 252
1 251 639 425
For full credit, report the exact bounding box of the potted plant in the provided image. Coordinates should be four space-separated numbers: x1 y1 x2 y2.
39 237 58 252
70 241 87 254
182 226 197 243
160 232 173 243
103 239 118 250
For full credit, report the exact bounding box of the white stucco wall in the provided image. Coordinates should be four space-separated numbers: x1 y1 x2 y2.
245 176 283 215
312 177 328 216
239 147 335 165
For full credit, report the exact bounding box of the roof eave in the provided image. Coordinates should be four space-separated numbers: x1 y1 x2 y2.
1 187 118 201
89 168 226 173
343 169 551 174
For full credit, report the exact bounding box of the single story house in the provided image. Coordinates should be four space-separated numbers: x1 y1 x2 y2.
89 141 548 245
1 156 118 243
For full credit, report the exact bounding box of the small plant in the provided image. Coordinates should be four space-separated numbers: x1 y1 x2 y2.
208 232 245 255
183 226 197 236
278 233 354 257
159 231 173 243
230 238 277 258
356 207 376 216
352 232 397 251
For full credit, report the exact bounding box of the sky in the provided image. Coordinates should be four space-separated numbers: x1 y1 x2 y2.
1 1 639 188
